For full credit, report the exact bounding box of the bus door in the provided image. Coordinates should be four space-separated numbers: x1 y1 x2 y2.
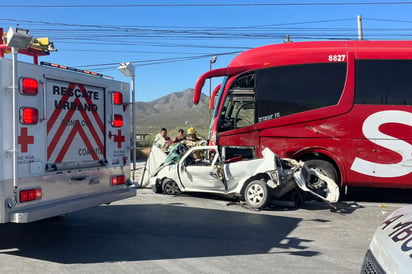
217 72 257 159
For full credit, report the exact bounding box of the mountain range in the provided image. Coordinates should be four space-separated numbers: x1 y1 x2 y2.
132 88 210 139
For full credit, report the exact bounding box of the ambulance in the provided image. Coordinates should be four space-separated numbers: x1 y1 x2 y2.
0 27 135 223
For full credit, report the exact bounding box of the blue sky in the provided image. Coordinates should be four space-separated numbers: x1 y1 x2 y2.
2 1 412 102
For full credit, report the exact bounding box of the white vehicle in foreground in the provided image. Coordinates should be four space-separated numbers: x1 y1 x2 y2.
361 205 412 274
140 144 339 209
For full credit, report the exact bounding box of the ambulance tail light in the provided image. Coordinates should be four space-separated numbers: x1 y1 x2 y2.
19 188 42 203
112 114 123 127
112 92 123 105
20 107 39 124
111 175 126 186
20 78 39 95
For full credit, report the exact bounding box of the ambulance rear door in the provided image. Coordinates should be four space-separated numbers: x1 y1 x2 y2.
45 78 106 170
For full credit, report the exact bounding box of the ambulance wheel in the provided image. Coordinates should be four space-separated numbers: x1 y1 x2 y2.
304 159 339 199
244 180 269 209
162 179 181 195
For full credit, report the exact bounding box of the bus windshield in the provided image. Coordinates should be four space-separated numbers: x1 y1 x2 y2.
212 77 227 119
218 73 255 132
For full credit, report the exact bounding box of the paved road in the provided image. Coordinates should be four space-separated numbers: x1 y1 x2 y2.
0 187 411 274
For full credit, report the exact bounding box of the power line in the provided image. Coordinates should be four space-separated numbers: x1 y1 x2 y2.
78 51 243 69
0 17 356 30
61 49 214 55
366 18 412 24
4 16 412 69
1 2 412 8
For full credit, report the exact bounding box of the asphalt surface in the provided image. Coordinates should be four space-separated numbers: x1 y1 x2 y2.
0 185 411 274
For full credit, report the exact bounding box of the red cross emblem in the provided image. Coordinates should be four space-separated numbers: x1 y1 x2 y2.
111 130 125 148
18 127 34 153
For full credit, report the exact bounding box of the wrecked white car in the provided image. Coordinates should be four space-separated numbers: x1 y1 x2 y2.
140 143 339 209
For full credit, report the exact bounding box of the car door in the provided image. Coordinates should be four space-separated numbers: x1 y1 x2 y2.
177 146 226 191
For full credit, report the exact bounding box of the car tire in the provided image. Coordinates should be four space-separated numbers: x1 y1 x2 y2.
244 180 269 209
304 159 340 199
162 179 181 195
152 180 163 193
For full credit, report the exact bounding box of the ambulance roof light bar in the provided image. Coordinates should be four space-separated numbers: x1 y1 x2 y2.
40 61 105 78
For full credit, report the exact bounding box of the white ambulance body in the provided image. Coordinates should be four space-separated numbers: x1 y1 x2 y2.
0 56 135 223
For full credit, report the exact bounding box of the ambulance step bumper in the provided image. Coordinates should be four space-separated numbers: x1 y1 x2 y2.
9 188 137 223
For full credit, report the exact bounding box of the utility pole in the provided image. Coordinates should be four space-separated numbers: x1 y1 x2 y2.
357 15 363 41
284 34 291 43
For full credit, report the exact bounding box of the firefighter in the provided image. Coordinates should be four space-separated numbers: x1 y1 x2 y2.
185 127 204 160
186 127 202 145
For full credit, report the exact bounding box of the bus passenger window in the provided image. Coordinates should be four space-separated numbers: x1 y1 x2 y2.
255 63 346 120
355 60 412 105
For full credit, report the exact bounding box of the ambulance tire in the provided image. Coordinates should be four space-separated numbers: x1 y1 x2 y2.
244 180 269 210
162 179 181 195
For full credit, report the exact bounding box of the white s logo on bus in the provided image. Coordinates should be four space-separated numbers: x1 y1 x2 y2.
351 110 412 178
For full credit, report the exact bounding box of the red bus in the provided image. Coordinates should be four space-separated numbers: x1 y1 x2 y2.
193 40 412 196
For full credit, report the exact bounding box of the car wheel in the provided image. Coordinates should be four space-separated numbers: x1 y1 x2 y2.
244 180 269 209
152 180 163 193
162 179 181 195
304 159 340 199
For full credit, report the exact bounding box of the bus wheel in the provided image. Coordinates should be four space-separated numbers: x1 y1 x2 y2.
304 159 339 199
244 180 269 209
162 179 181 195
